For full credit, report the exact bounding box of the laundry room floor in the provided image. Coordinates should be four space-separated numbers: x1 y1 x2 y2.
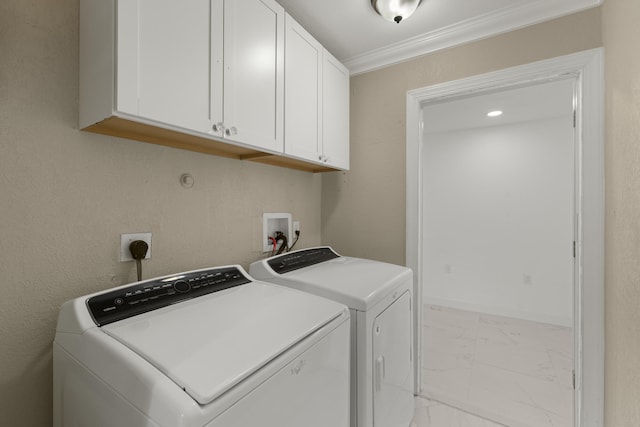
419 305 574 427
411 396 506 426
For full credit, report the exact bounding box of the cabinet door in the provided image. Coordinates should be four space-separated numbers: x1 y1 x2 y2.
284 14 322 163
223 0 284 153
117 0 216 133
322 52 350 170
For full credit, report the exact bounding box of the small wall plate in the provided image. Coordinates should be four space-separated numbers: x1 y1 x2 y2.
120 233 152 261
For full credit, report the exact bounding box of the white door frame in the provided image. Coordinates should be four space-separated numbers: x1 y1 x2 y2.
406 48 603 427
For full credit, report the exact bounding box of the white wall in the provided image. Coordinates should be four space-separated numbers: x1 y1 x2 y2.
421 116 575 326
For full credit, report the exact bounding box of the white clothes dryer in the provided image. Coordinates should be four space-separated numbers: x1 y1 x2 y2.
53 265 350 427
250 247 414 427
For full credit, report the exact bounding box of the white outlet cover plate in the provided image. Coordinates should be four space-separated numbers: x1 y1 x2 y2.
120 233 152 262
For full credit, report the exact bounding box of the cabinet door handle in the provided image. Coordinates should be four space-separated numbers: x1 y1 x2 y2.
212 122 225 133
225 126 237 137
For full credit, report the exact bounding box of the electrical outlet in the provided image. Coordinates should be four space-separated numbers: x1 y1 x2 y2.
293 221 300 233
120 233 152 262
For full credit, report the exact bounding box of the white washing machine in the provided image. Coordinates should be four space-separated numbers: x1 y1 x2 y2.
53 265 350 427
250 247 414 427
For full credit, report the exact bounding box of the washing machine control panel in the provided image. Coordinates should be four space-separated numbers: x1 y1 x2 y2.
87 267 250 326
268 247 340 274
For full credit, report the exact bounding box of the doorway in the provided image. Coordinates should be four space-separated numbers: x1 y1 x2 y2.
406 49 604 427
420 78 576 426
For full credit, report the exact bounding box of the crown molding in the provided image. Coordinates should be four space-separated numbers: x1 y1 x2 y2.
343 0 602 75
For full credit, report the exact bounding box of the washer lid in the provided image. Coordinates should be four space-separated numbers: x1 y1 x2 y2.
252 252 413 311
102 281 345 405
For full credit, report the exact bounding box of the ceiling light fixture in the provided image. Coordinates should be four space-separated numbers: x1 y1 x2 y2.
371 0 422 24
487 110 503 117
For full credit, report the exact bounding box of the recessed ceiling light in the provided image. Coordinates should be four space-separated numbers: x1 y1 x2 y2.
487 110 503 117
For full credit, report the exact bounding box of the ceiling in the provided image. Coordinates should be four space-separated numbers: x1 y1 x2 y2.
276 0 600 75
421 78 575 134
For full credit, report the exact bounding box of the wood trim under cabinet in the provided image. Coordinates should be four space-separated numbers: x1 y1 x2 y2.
83 116 338 173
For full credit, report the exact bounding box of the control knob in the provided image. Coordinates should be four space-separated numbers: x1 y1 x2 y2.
173 280 191 293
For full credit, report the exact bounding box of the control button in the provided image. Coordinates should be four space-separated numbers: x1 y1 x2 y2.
114 298 124 306
173 280 191 293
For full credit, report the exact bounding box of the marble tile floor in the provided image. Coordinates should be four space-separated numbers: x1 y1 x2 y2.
411 396 506 427
420 305 574 427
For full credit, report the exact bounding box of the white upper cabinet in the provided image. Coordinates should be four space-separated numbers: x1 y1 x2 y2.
79 0 344 171
220 0 284 153
136 0 215 130
81 0 215 133
322 51 350 170
132 0 214 133
81 0 283 153
284 15 323 163
283 14 349 170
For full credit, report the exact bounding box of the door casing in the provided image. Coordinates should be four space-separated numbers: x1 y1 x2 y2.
405 48 604 427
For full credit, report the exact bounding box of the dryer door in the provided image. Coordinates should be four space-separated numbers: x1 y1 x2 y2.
372 291 414 427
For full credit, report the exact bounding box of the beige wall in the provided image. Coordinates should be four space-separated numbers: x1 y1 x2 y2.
0 1 322 424
322 2 640 425
322 8 602 266
602 0 640 425
4 0 640 424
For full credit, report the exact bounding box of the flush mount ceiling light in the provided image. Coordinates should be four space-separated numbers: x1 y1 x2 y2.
371 0 422 24
487 110 503 117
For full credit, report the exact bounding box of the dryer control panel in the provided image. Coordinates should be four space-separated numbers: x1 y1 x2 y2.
87 267 250 326
267 247 340 274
